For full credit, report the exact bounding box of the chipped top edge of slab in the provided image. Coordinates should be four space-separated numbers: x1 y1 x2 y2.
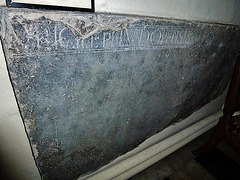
1 7 240 28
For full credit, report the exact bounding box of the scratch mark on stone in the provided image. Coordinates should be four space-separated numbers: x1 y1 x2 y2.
54 120 59 150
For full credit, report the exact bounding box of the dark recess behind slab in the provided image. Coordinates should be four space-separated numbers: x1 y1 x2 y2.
0 7 240 180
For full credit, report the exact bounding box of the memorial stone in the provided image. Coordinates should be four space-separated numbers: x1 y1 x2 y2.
0 7 240 180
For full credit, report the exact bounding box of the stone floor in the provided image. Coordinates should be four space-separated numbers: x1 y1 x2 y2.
129 128 240 180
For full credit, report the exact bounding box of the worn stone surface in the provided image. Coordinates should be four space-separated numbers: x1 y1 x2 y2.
0 7 240 180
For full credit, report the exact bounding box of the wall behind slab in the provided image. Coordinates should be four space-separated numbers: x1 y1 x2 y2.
0 42 41 179
95 0 240 25
0 0 5 6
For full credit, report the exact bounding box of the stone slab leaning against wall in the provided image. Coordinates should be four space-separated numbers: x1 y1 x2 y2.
0 7 240 180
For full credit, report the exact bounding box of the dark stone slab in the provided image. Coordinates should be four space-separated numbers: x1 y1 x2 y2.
0 7 240 180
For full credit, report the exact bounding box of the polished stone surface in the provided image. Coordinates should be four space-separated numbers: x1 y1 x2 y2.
0 7 240 180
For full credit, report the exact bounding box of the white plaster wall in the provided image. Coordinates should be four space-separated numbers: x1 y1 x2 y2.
95 0 240 25
0 0 5 6
0 42 41 179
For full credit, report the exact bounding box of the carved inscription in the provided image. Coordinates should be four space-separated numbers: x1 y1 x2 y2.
10 18 201 56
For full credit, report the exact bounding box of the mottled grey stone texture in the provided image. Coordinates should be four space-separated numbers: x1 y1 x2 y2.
0 7 240 180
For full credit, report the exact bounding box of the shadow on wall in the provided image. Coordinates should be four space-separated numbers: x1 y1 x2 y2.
0 160 14 180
